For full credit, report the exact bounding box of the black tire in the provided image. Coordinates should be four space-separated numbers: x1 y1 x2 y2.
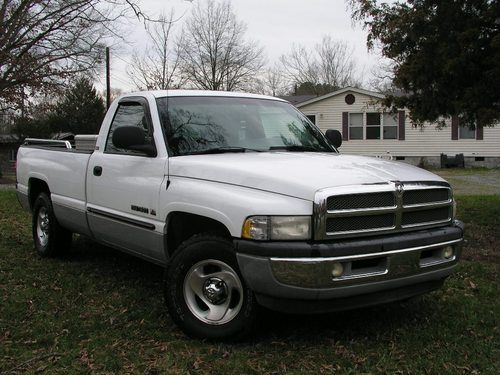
32 192 72 257
164 234 257 340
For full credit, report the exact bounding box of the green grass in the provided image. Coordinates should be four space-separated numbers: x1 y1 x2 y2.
456 195 500 262
0 189 499 374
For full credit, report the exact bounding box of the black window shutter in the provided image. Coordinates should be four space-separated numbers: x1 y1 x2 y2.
398 110 405 140
476 124 483 140
342 112 348 141
451 116 459 140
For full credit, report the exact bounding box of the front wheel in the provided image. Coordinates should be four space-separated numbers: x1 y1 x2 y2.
164 234 257 340
32 193 72 257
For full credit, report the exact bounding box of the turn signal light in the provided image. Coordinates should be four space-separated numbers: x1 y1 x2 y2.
442 246 454 259
331 263 344 278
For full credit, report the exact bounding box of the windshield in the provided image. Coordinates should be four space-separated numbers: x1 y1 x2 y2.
156 96 335 156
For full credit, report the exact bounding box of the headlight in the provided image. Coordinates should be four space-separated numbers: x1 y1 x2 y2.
242 216 311 240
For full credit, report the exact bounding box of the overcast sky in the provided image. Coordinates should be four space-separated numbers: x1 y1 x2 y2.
96 0 382 93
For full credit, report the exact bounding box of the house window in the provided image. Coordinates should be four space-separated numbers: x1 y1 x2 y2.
8 149 17 161
366 113 381 139
348 112 398 140
349 113 363 140
459 124 475 139
306 115 316 125
383 113 398 139
345 94 355 105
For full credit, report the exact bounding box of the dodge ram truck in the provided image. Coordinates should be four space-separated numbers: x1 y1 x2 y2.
16 90 464 339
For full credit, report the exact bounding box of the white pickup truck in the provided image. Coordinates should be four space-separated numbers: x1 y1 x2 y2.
16 90 464 339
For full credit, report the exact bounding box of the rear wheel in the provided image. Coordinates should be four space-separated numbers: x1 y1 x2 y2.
32 193 72 257
164 234 256 340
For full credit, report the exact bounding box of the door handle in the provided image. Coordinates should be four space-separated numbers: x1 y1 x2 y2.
93 166 102 176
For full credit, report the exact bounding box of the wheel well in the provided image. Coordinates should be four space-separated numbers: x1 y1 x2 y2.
28 178 50 210
166 212 231 256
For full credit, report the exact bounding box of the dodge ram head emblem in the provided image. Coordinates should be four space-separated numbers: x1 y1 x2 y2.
394 181 404 195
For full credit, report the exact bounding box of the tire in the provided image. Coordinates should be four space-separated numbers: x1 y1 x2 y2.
32 192 72 257
164 234 257 340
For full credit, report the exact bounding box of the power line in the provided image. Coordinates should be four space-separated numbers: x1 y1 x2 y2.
110 73 130 85
113 54 132 66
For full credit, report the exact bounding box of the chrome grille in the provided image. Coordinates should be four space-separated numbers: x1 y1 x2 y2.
327 192 395 210
402 207 451 226
314 183 453 240
403 189 450 206
326 214 395 233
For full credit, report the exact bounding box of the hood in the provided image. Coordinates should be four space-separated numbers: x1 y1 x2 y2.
168 152 446 201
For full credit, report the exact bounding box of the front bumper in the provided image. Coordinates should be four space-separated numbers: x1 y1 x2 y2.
234 222 464 313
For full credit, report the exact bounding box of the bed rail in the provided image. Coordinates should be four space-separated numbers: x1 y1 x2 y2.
23 138 72 149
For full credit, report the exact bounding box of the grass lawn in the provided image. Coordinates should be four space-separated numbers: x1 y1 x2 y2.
0 189 498 374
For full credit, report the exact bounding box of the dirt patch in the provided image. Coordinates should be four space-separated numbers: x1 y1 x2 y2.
462 242 500 263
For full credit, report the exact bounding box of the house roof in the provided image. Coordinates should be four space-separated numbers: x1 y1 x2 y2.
0 134 20 144
295 86 385 108
278 95 317 105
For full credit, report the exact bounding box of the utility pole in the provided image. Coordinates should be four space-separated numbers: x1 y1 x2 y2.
106 47 111 109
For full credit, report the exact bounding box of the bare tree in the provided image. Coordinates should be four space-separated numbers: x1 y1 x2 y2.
127 11 185 90
101 87 123 104
280 36 359 95
0 0 164 110
368 60 396 93
177 0 264 91
241 64 289 96
263 64 289 97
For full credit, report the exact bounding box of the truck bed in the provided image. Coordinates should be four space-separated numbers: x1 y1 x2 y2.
16 145 93 236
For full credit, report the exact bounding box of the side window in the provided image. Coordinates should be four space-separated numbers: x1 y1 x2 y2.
459 124 475 139
8 149 17 161
349 113 363 140
306 114 316 125
105 102 153 154
366 112 381 139
383 113 398 139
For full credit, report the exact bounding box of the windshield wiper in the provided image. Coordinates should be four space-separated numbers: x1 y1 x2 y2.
269 145 326 152
182 147 262 155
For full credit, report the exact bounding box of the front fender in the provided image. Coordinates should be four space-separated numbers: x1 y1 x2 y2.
160 177 313 237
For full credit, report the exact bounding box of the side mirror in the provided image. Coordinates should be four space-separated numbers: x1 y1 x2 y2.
112 126 157 157
325 129 342 149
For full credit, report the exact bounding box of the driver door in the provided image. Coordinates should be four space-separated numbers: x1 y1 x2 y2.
86 97 167 263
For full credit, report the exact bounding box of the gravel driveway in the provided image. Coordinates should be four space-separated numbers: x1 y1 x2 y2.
434 169 500 195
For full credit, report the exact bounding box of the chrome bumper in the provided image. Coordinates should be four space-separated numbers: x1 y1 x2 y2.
236 224 463 306
268 238 461 289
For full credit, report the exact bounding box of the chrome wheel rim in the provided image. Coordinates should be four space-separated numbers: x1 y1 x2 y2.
36 207 50 247
183 259 244 325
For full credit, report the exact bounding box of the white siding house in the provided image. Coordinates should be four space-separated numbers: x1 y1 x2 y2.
295 87 500 168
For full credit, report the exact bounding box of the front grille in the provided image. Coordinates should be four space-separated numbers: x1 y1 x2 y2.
326 214 395 233
315 183 453 240
327 192 395 211
403 189 450 206
402 207 450 226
